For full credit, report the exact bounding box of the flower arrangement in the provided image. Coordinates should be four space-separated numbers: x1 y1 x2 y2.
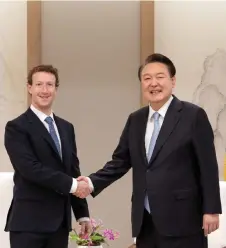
69 218 119 247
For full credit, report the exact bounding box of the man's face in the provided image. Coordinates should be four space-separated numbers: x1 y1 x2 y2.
141 62 176 109
27 71 57 112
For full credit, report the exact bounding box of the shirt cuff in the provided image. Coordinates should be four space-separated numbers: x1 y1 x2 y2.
70 178 78 193
87 177 94 192
77 217 90 223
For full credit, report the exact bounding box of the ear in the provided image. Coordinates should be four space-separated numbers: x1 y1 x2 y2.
171 76 176 88
27 83 32 95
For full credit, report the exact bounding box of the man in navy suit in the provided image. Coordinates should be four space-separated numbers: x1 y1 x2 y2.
4 65 91 248
76 54 221 248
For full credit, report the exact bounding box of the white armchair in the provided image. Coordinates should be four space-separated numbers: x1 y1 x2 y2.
0 172 14 248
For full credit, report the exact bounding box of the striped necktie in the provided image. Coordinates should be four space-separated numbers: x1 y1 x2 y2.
44 116 62 158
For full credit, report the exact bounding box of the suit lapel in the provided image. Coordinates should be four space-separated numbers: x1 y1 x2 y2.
149 97 183 166
137 107 150 167
26 109 61 160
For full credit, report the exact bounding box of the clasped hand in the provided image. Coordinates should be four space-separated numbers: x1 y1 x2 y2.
73 176 91 198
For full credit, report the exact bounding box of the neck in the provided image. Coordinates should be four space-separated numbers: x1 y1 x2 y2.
150 103 161 111
31 103 52 116
150 96 171 111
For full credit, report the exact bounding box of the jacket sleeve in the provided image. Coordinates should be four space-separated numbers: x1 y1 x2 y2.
4 121 73 195
70 124 90 220
192 107 222 214
89 114 132 197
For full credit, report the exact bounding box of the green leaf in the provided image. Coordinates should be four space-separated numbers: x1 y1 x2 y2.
91 236 105 242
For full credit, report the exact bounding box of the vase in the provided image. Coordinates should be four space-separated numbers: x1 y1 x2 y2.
77 246 103 248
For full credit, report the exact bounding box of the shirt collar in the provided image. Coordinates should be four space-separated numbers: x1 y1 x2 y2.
148 95 173 120
30 104 54 123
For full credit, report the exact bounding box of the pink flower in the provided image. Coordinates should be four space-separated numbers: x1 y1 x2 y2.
103 229 115 240
90 218 97 228
69 218 120 246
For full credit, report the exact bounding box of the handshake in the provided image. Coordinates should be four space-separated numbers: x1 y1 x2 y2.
73 176 93 199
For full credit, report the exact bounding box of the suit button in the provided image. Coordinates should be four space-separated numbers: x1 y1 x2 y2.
146 169 150 173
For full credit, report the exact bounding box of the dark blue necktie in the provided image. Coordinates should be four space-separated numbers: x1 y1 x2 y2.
44 116 61 157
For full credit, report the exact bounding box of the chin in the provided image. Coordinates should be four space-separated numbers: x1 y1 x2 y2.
39 103 51 109
149 96 163 103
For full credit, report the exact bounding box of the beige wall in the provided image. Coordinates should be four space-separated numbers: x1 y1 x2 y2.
41 1 140 247
155 1 226 180
155 1 226 101
0 1 27 171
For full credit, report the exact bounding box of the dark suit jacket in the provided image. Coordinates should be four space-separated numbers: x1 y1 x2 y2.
89 96 221 237
4 108 89 233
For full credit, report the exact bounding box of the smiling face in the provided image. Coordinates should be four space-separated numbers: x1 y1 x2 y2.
141 62 176 110
27 71 57 115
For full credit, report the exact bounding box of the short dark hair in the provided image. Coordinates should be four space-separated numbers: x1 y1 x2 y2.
138 53 176 81
27 65 59 87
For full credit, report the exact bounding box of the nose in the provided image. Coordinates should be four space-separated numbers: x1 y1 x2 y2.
41 85 48 92
150 78 158 86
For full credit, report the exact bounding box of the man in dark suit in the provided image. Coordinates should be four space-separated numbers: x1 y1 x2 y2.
76 54 222 248
4 65 91 248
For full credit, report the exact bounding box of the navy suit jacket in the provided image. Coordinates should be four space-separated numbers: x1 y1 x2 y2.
89 96 221 237
4 108 89 232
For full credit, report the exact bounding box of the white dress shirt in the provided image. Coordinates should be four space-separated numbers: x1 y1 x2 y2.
30 105 89 222
145 95 173 155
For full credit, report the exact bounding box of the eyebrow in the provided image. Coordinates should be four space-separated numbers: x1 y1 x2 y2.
36 81 54 83
142 72 166 77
